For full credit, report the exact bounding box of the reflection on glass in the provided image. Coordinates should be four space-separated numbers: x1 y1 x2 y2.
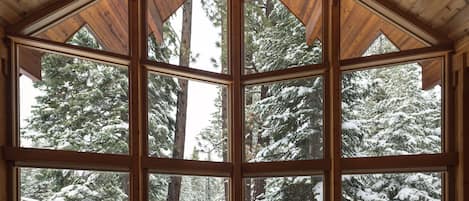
149 174 228 201
19 44 129 154
245 176 323 201
244 77 323 162
244 0 322 74
20 168 129 201
342 172 442 201
147 73 228 162
147 0 228 73
35 0 129 55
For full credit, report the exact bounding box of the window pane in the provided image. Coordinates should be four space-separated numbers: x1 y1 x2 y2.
147 73 228 161
245 176 323 201
20 168 129 201
147 0 228 74
342 58 442 157
244 0 323 74
34 0 129 55
19 46 129 154
340 0 427 60
342 172 442 201
149 174 228 201
244 77 323 162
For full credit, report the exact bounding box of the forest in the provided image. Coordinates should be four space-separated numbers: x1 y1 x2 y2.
19 0 442 200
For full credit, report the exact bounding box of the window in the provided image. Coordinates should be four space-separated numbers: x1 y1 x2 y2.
5 0 455 201
20 168 129 201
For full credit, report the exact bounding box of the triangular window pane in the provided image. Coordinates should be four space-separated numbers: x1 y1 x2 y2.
244 0 323 74
66 25 103 50
362 33 399 56
147 0 228 74
33 0 128 55
340 0 428 60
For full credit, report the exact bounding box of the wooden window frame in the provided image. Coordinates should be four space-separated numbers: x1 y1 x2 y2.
2 0 457 201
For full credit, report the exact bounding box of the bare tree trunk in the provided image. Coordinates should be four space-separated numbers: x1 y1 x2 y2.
167 1 192 200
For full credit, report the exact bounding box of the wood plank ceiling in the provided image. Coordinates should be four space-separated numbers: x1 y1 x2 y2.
389 0 469 41
2 0 467 89
0 0 56 27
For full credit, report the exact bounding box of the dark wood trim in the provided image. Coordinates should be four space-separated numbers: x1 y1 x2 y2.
143 157 231 177
340 46 452 72
322 0 331 200
462 65 469 201
444 53 456 201
328 0 342 200
7 0 97 36
7 39 18 201
143 61 232 85
356 0 451 46
2 147 131 171
229 0 243 200
10 35 130 67
342 153 457 174
242 64 326 85
242 160 329 177
129 0 144 200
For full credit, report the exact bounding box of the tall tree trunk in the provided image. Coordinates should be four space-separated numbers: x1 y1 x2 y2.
167 1 192 200
253 1 273 200
253 86 268 200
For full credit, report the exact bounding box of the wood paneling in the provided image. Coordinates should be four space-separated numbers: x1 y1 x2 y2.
389 0 469 40
36 0 129 55
0 27 8 201
281 0 322 44
0 0 55 26
340 0 426 59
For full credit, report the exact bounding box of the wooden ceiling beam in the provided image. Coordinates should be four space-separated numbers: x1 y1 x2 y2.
7 0 97 36
357 0 452 46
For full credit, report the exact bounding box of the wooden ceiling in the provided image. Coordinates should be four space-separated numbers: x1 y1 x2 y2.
389 0 469 41
0 0 56 27
2 0 465 90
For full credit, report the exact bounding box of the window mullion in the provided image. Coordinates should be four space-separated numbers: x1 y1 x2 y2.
326 0 342 200
229 0 243 200
129 0 144 200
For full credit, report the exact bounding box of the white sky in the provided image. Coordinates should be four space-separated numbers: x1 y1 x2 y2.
20 0 223 160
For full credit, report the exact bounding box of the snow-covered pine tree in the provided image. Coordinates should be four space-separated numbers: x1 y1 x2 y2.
21 22 180 200
196 0 324 200
341 34 442 201
21 27 129 200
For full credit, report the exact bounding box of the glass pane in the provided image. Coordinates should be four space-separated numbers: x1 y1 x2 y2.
342 172 442 201
340 0 427 60
149 174 228 201
147 0 228 74
244 0 323 74
244 77 323 162
34 0 129 55
245 176 323 201
342 58 442 157
147 73 228 161
19 45 129 154
20 168 129 201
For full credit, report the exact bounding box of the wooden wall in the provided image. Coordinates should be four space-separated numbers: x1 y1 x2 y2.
0 27 8 201
454 36 469 201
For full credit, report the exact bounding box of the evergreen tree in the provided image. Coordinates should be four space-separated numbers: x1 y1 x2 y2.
341 34 442 201
21 23 180 200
